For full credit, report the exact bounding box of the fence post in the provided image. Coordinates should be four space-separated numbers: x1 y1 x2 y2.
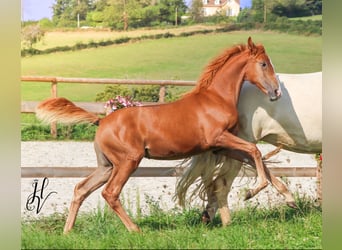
50 79 58 138
159 85 166 103
316 155 322 205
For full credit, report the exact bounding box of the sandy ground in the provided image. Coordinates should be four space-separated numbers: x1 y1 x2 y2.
21 141 319 220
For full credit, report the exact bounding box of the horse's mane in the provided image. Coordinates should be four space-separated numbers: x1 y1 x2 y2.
186 42 265 95
187 44 247 95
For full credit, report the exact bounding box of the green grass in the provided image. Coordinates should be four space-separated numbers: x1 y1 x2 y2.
22 31 322 102
290 15 322 21
21 197 321 249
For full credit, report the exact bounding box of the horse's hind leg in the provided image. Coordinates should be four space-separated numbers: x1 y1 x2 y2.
202 184 217 224
215 159 242 226
102 158 141 232
202 158 242 226
63 143 113 234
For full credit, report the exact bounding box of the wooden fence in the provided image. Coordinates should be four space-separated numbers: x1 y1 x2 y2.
21 75 196 104
21 76 197 137
21 166 317 178
21 76 322 201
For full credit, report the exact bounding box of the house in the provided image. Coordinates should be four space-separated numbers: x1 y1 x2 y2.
202 0 240 17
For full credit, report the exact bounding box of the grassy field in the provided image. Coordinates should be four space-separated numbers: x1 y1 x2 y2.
22 30 322 102
32 25 220 50
290 15 322 21
22 197 321 249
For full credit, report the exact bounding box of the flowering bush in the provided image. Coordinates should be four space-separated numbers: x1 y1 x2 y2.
104 95 142 114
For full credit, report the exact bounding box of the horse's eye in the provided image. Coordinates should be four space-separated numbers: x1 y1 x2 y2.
261 62 267 68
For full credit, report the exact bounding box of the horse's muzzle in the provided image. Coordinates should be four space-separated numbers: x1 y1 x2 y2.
269 89 281 102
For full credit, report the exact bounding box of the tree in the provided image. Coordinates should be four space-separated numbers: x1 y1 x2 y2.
52 0 96 27
237 8 253 23
52 0 72 25
251 0 264 22
158 0 187 25
52 0 188 29
282 0 307 17
21 24 45 48
101 0 130 30
304 0 322 15
100 0 187 30
138 5 161 27
251 0 319 21
270 0 320 18
189 0 204 23
251 0 278 23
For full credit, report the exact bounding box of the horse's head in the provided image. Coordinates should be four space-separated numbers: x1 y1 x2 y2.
244 37 281 101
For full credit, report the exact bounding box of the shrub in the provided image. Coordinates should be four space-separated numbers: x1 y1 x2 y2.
38 18 54 29
95 85 163 103
21 123 98 141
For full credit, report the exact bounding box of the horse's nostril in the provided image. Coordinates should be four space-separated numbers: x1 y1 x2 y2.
275 89 281 97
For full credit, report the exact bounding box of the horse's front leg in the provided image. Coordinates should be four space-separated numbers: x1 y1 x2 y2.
215 144 297 209
214 131 269 199
260 163 297 208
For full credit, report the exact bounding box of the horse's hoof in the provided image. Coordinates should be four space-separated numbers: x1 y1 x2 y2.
286 201 298 209
244 190 253 201
128 227 141 233
201 211 210 224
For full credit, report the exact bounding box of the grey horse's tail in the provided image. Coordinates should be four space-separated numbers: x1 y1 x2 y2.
174 152 229 207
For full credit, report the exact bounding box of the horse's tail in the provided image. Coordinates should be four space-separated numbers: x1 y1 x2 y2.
36 97 100 126
175 152 226 207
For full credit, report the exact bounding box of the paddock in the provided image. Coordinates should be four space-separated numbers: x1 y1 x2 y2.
21 74 321 223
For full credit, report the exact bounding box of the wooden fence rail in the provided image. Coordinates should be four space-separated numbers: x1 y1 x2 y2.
21 76 197 86
21 166 317 178
21 75 196 104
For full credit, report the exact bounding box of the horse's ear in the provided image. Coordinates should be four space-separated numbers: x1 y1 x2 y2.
247 37 257 55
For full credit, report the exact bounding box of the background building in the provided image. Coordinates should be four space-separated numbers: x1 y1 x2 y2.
202 0 240 17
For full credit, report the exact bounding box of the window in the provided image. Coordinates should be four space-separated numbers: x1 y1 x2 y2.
203 0 208 4
226 8 232 16
215 0 220 5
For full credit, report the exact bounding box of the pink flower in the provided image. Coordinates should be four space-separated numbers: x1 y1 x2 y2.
105 96 141 114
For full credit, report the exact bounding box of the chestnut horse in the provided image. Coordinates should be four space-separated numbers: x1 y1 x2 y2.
176 72 322 226
36 37 288 233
